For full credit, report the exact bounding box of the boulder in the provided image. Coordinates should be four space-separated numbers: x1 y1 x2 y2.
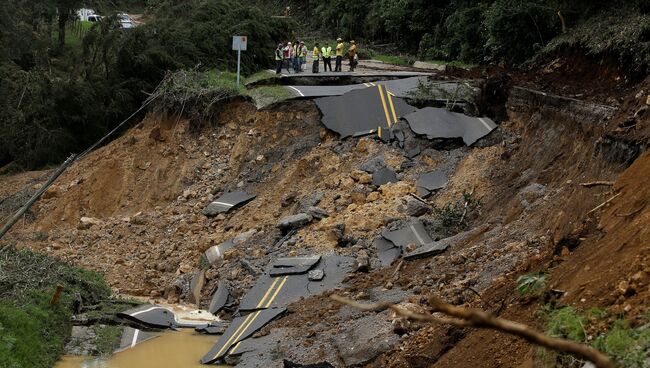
277 214 313 232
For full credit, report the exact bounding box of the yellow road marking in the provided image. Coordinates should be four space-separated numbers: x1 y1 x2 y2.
212 277 281 359
256 277 281 308
387 90 398 124
378 126 382 138
225 276 289 356
377 85 392 128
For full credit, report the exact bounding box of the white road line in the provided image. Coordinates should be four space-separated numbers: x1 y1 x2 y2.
287 86 305 97
478 118 494 131
130 306 161 317
211 201 234 207
131 329 140 348
410 223 426 245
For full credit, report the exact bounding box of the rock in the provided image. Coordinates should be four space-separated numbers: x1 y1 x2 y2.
360 155 386 173
646 95 650 105
131 212 146 225
79 217 102 229
404 197 431 217
42 186 60 200
64 326 98 355
354 250 370 272
518 183 546 208
307 206 329 220
334 314 400 366
277 213 313 232
308 269 325 281
280 193 296 207
350 170 372 184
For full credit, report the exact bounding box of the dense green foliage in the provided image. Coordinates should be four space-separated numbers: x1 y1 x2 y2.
261 0 649 69
0 247 113 368
0 0 292 170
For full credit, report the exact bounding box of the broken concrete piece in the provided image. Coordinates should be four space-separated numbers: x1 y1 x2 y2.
270 255 321 276
208 281 230 314
404 196 431 217
201 307 287 363
195 321 229 335
203 239 236 265
374 237 401 267
382 221 433 249
189 270 206 306
416 170 448 197
372 167 398 186
306 206 329 219
117 327 157 352
404 107 497 146
202 191 256 216
277 213 313 232
118 304 176 329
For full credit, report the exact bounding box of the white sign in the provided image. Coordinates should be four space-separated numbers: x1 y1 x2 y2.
232 36 247 51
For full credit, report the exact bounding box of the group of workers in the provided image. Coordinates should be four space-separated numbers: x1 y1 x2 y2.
274 38 358 74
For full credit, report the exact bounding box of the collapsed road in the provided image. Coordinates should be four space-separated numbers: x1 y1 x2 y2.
9 61 639 368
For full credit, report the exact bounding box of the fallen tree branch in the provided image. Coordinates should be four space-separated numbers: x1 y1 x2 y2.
587 193 621 215
330 295 614 368
579 181 614 188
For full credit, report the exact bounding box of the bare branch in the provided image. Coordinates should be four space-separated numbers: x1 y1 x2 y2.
579 181 614 188
587 193 621 215
331 295 614 368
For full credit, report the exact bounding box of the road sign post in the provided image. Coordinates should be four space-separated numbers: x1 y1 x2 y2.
232 36 248 87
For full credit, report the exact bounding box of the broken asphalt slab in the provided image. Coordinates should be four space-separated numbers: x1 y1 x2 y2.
116 327 158 352
239 255 354 311
374 236 401 267
404 107 497 146
416 170 449 197
202 191 256 216
372 167 398 186
209 281 232 314
315 85 417 138
270 255 321 276
118 305 177 329
277 213 313 232
404 224 489 260
203 239 235 265
200 307 287 363
382 221 433 249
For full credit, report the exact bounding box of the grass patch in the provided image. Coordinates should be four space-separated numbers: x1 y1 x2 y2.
423 59 477 69
433 191 481 232
538 305 650 367
373 54 413 66
0 247 114 368
516 273 547 296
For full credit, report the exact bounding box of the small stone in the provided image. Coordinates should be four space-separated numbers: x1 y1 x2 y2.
354 250 370 273
404 197 430 217
308 269 325 281
307 206 329 220
277 213 313 232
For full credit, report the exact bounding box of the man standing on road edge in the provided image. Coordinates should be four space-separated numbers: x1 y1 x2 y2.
335 37 344 72
312 42 321 73
348 40 357 72
275 43 284 74
322 42 332 72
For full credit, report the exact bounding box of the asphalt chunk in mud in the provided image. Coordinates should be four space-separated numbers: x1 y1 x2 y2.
118 305 177 329
203 239 236 265
416 170 449 197
372 167 398 186
315 86 417 138
117 327 158 352
208 281 231 315
201 307 287 363
202 191 256 216
195 321 229 335
269 255 322 276
404 107 497 146
374 236 401 267
382 221 433 249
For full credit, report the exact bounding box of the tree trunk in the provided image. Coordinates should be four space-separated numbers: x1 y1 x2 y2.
58 8 69 47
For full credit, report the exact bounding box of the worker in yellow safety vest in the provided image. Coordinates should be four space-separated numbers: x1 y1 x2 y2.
297 41 307 72
274 43 284 74
348 40 357 72
335 37 344 72
321 43 332 72
312 42 321 73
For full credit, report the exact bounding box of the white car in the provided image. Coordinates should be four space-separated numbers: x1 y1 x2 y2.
117 13 136 28
87 14 102 23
